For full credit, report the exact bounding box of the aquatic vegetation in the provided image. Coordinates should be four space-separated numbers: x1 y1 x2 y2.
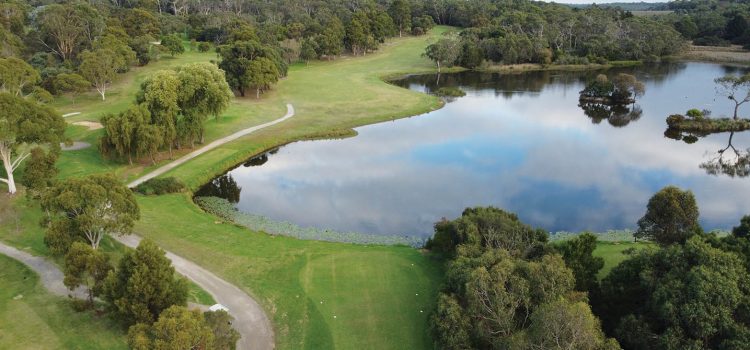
194 196 426 247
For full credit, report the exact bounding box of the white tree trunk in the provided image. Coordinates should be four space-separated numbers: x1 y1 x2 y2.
0 143 29 195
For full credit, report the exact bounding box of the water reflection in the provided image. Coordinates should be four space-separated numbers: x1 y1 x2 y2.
700 132 750 177
580 102 643 127
201 62 750 237
195 174 242 203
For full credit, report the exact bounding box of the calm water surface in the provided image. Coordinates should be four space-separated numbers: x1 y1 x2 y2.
198 62 750 238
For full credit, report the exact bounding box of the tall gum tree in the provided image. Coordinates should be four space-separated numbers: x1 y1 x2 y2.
0 93 65 195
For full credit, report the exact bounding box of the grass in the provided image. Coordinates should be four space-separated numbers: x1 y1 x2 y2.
136 194 443 350
0 254 127 349
593 241 653 279
6 28 452 350
0 194 214 306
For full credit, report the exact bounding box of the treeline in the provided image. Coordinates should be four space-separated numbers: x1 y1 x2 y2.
427 186 750 349
662 0 750 47
423 4 683 69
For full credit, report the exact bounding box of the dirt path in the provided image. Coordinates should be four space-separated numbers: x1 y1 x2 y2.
113 235 274 350
0 242 86 299
128 104 295 188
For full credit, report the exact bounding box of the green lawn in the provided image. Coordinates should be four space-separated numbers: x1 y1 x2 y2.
136 194 443 350
593 241 653 279
5 29 453 350
0 254 127 349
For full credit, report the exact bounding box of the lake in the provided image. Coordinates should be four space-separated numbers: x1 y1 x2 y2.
197 62 750 239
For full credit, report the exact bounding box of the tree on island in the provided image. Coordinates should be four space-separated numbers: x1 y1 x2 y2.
0 93 65 195
715 74 750 120
580 73 644 104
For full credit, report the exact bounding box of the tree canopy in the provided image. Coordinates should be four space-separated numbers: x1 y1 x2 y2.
41 173 140 252
635 186 702 246
0 92 64 194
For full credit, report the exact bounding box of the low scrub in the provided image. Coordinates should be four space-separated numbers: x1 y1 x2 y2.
666 114 750 132
134 177 185 195
435 86 466 97
194 196 425 247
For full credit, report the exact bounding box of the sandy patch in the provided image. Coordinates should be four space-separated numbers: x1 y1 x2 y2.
60 142 91 151
71 121 103 130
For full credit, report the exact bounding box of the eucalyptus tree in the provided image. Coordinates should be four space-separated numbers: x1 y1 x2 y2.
63 242 113 306
0 57 40 97
79 48 120 101
635 186 702 246
0 93 65 195
388 0 411 37
423 38 461 72
161 33 185 57
41 173 140 252
715 74 750 120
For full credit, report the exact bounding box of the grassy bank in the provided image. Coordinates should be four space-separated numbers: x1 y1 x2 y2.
594 241 653 279
0 254 127 349
6 28 451 350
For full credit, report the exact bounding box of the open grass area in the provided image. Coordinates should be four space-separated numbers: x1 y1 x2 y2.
136 194 443 350
593 241 653 279
0 254 127 349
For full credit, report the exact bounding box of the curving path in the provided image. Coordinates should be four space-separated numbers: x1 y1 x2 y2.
113 235 274 350
128 104 295 188
0 242 86 299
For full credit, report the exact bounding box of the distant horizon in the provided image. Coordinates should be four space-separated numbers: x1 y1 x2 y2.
549 0 667 4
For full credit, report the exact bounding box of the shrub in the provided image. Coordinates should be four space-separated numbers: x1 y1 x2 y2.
197 42 211 52
435 86 466 97
686 108 703 118
134 177 185 195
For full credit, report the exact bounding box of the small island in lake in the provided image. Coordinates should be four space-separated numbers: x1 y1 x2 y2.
666 74 750 134
579 73 645 105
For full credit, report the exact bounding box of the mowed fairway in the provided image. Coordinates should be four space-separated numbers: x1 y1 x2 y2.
594 241 653 279
136 194 443 350
0 255 127 349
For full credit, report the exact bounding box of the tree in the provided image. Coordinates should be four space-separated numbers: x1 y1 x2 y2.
526 300 618 350
63 242 113 305
555 232 604 292
105 239 188 326
128 306 214 350
20 147 58 198
299 38 319 64
635 186 701 246
137 70 179 157
218 40 268 97
725 15 748 40
52 73 89 102
0 93 65 195
347 11 370 56
0 57 40 97
204 310 241 350
733 215 750 239
389 0 411 37
423 38 461 72
611 73 645 103
431 294 472 350
161 34 184 57
175 63 233 144
35 4 88 60
715 74 750 120
248 57 280 99
598 237 750 349
100 104 162 165
426 206 548 257
79 49 119 101
41 174 139 252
